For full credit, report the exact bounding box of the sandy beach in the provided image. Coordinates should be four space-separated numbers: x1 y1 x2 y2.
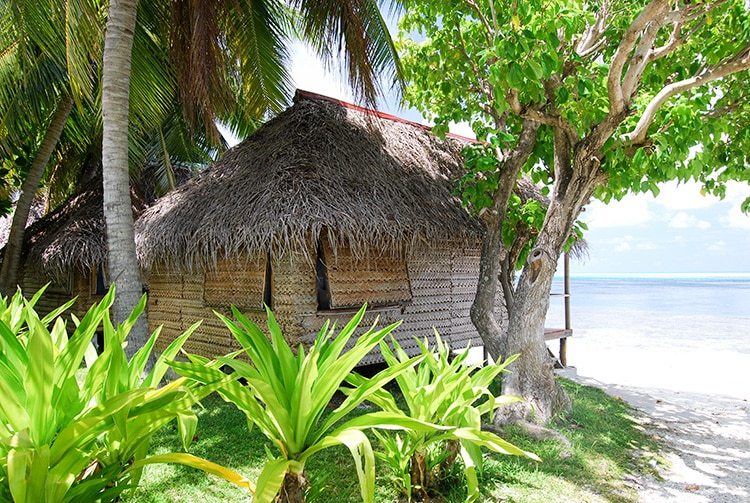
562 369 750 503
559 305 750 503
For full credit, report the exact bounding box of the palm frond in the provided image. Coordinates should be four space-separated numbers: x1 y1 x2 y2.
291 0 403 106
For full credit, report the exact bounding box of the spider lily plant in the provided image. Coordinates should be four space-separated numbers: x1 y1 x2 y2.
172 305 441 503
0 286 232 502
347 333 540 502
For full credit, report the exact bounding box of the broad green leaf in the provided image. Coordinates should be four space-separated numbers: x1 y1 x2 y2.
315 353 427 440
25 314 54 445
129 453 255 491
7 448 29 503
144 321 201 387
450 428 540 461
252 457 298 503
332 429 374 503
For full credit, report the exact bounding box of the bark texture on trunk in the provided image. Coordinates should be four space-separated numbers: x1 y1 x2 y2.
498 246 569 424
102 0 151 359
469 209 506 360
0 93 74 296
497 140 608 424
470 120 540 363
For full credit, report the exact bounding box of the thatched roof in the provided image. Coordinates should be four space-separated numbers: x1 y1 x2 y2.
135 91 482 272
11 176 147 279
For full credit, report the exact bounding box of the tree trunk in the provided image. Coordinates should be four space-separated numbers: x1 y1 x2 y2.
496 144 607 424
498 243 570 424
409 450 430 502
469 209 506 360
101 0 151 360
0 93 74 296
470 120 540 363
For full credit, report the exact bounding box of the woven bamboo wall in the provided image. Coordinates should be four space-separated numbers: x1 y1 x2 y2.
448 247 508 350
146 241 508 366
398 245 454 355
18 266 102 320
322 238 411 308
149 271 247 358
295 240 506 365
269 247 317 348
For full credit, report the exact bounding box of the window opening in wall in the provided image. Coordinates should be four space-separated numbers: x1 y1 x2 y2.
316 236 412 311
96 265 107 295
264 251 273 309
316 240 331 311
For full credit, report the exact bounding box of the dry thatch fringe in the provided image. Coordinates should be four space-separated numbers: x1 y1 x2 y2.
13 176 147 281
11 92 585 279
135 93 483 273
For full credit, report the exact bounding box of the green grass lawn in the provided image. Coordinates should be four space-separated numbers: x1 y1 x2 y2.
127 378 662 502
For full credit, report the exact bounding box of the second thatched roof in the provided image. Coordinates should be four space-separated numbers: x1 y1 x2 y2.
13 175 148 279
135 91 482 272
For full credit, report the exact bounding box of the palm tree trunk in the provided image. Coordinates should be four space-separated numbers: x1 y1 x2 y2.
0 93 74 296
102 0 151 360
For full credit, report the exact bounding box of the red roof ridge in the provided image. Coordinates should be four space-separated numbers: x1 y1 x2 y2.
294 89 477 144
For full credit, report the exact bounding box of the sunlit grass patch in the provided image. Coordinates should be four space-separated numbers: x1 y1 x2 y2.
129 378 663 502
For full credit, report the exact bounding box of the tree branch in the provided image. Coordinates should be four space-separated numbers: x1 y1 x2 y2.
575 1 610 58
620 18 663 101
626 42 750 144
608 0 670 114
461 0 495 45
649 18 705 63
507 89 579 143
620 0 730 103
454 20 488 92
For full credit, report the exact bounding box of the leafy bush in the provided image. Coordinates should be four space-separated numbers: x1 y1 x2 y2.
0 286 222 502
172 305 437 503
348 334 539 502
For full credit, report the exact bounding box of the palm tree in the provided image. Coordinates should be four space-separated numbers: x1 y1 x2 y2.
0 0 99 295
102 0 404 355
0 0 237 297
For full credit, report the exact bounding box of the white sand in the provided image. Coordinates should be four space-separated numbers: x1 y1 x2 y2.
561 355 750 502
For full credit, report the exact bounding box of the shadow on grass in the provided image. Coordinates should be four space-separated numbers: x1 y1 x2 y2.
130 394 395 503
128 393 266 502
478 377 663 503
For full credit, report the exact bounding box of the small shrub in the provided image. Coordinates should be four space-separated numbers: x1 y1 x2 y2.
172 305 436 503
348 334 539 502
0 286 219 502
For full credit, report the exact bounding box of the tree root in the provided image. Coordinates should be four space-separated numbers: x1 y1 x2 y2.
483 421 573 459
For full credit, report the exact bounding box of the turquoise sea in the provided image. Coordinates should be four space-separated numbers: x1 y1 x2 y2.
545 274 750 398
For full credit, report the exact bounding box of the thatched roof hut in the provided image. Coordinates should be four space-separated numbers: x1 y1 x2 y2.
136 90 500 360
4 175 147 317
136 91 481 272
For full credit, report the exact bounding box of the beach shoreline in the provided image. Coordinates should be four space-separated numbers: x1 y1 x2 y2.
561 367 750 502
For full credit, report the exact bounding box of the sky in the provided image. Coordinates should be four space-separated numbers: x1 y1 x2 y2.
286 42 750 276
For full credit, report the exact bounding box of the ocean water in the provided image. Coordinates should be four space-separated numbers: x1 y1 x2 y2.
545 274 750 399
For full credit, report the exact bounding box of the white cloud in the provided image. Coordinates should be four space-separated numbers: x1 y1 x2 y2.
669 212 711 229
651 181 716 211
722 205 750 229
582 197 651 228
724 181 750 204
709 241 728 252
614 241 631 252
636 242 659 250
609 235 634 252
